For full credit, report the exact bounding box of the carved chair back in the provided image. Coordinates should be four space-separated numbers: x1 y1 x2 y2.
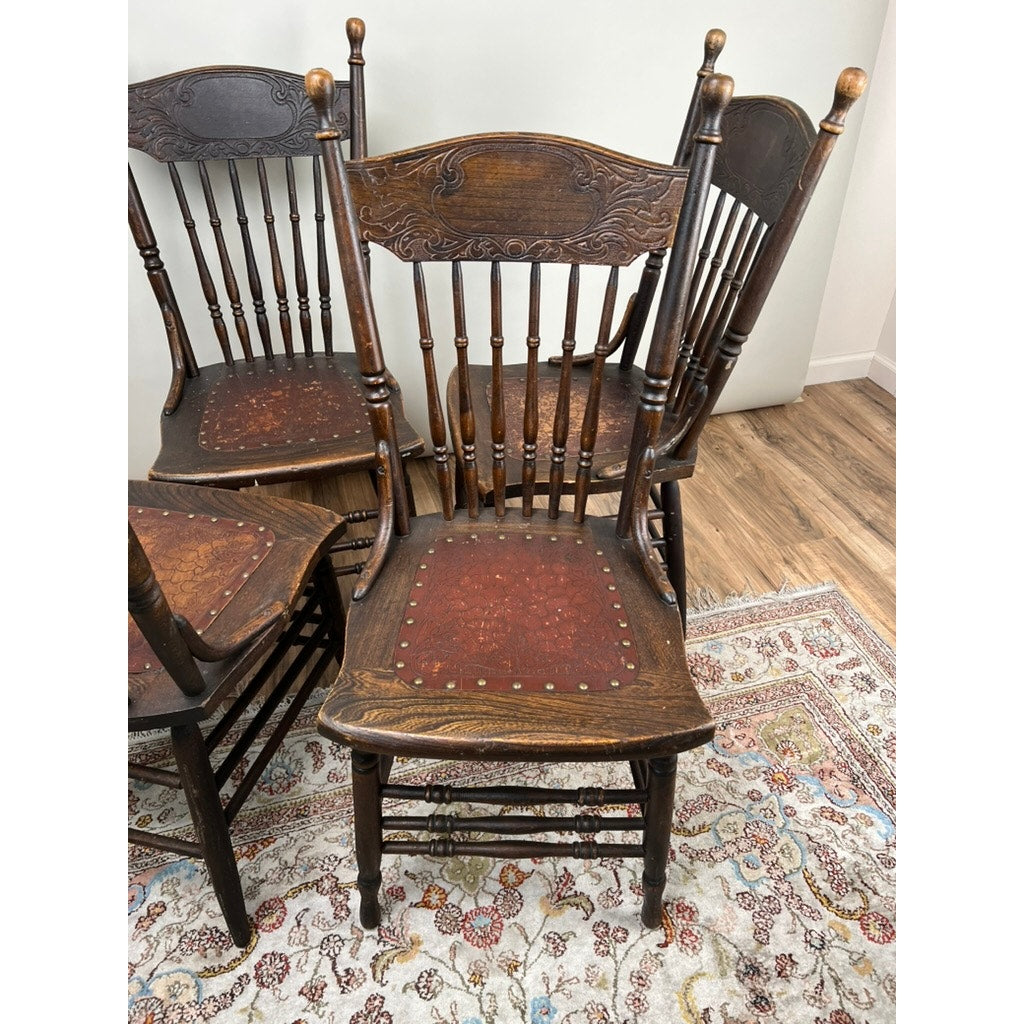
307 68 733 604
129 21 367 385
614 71 869 478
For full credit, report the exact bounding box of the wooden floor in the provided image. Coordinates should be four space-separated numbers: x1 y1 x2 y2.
267 378 895 648
672 379 894 646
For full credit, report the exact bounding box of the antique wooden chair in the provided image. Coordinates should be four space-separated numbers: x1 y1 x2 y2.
128 480 347 946
128 18 424 567
448 63 867 616
305 66 733 929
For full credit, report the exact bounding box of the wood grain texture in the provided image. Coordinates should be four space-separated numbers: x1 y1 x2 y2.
347 134 690 265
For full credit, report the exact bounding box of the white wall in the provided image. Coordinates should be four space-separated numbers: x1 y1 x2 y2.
807 0 896 393
127 0 891 478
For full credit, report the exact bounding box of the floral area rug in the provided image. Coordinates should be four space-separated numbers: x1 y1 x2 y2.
128 584 895 1023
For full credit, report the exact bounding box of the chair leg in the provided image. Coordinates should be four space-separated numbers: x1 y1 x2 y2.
402 458 418 519
351 748 384 928
170 722 251 947
640 754 677 928
659 480 687 635
453 457 467 510
311 556 347 666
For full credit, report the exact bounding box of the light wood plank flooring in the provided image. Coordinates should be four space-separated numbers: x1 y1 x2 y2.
672 379 894 646
265 378 895 648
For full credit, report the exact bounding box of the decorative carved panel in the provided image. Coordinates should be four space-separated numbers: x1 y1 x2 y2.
348 134 690 265
715 98 816 224
128 68 352 162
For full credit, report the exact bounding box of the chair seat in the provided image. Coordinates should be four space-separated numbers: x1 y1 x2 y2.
448 360 697 502
318 514 715 761
149 352 424 487
128 479 346 730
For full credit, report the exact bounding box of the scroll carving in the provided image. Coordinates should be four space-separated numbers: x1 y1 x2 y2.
348 134 690 265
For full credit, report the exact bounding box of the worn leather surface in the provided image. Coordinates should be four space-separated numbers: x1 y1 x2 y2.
199 358 370 450
486 376 636 463
392 530 639 692
128 506 275 672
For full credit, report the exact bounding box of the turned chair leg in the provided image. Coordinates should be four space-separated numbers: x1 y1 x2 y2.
171 722 251 947
453 458 467 510
660 480 687 635
640 754 678 928
401 458 418 518
351 749 384 928
312 557 347 667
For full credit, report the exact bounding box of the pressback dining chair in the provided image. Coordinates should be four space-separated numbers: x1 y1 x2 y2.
448 61 868 617
305 65 731 929
128 18 424 573
128 480 347 946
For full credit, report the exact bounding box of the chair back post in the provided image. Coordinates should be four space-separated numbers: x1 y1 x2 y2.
616 73 733 547
128 523 206 696
128 165 198 413
617 28 726 374
346 18 368 159
673 28 727 165
675 67 867 463
306 69 411 547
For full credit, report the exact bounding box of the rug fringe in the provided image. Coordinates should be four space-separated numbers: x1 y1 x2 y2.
687 580 840 617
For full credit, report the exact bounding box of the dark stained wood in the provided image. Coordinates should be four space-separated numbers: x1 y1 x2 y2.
673 28 728 165
128 22 425 499
346 135 691 265
128 480 347 946
306 65 733 928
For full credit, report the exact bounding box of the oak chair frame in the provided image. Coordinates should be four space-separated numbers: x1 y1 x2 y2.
306 66 735 930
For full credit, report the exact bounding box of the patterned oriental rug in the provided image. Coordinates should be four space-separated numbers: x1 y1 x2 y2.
128 583 896 1024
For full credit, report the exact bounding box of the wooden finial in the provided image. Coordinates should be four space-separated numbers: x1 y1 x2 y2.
346 17 366 66
693 73 734 143
306 68 341 139
699 29 726 76
820 67 869 134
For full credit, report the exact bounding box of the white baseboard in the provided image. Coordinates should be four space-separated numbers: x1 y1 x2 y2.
804 352 874 386
868 353 896 396
804 351 896 397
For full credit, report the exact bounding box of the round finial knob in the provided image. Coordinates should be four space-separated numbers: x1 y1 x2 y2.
702 28 726 73
346 17 365 63
305 68 339 136
694 72 734 142
821 67 869 134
